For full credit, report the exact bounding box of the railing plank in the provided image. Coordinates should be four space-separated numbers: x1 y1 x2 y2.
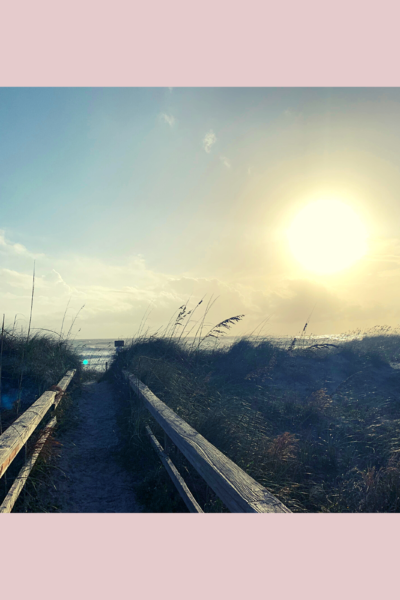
0 391 56 480
0 416 57 513
53 370 76 408
0 369 76 479
146 425 204 513
123 370 291 513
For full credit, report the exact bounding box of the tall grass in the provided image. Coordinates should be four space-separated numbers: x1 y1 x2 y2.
0 286 88 511
0 263 87 430
0 327 84 427
15 261 35 414
109 302 400 512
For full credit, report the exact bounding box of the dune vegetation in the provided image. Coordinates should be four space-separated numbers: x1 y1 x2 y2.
0 327 86 427
109 302 400 513
3 285 400 513
0 275 98 511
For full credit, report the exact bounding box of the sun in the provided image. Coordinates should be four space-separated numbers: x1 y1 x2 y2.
286 198 368 274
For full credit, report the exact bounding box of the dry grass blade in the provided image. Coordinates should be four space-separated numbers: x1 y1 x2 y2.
60 296 72 341
16 261 35 415
66 304 85 340
200 314 245 343
178 297 205 342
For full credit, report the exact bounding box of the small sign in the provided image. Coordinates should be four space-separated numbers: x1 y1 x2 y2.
114 340 124 347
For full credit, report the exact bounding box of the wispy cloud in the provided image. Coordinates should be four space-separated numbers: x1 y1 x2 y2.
159 113 176 127
0 231 29 256
220 156 231 169
0 229 44 259
3 226 398 339
203 130 216 153
0 229 252 337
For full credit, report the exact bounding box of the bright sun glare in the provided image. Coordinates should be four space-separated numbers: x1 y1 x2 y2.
287 198 368 275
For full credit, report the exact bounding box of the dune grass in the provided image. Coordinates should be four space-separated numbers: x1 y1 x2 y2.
0 273 93 511
4 278 400 513
0 328 86 425
109 304 400 512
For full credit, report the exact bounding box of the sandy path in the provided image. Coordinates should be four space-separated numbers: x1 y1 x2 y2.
50 380 141 512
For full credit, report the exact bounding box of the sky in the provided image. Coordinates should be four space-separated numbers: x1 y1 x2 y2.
2 87 400 340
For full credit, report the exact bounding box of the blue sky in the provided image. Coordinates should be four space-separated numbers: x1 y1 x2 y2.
2 88 400 338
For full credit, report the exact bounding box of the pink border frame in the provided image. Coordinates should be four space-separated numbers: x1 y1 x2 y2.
1 0 400 597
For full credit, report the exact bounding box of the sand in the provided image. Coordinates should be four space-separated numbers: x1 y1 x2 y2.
48 380 141 512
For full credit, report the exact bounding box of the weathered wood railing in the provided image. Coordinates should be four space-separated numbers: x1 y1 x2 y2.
122 370 291 513
0 369 76 513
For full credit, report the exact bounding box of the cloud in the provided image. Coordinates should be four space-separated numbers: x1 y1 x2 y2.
0 229 44 259
247 166 253 176
159 113 176 127
203 130 216 153
220 156 231 169
42 269 65 284
0 268 33 289
3 226 400 340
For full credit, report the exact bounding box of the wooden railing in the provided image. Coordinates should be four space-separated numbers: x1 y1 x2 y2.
0 369 76 513
122 370 291 513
